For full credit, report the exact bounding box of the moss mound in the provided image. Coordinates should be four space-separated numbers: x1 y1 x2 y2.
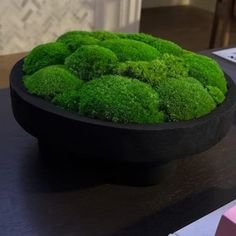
57 31 118 52
23 65 83 100
183 52 227 94
57 34 99 52
65 45 118 81
100 39 158 62
158 78 216 121
57 30 118 42
117 33 183 57
53 90 81 112
114 54 189 89
114 60 167 89
117 32 157 44
92 31 119 40
149 38 183 56
176 76 203 86
206 86 225 105
23 42 71 75
117 33 184 56
161 54 189 78
78 75 164 124
57 31 92 41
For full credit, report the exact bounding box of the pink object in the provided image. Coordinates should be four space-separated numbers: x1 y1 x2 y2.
215 205 236 236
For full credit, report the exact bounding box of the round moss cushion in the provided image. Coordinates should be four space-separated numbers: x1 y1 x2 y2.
116 32 157 44
23 42 71 75
161 54 189 78
57 34 99 52
149 38 183 56
57 30 93 41
57 30 119 42
78 75 164 124
23 65 83 100
52 90 81 112
183 52 227 94
158 78 216 121
206 85 225 105
65 45 118 81
100 39 159 62
91 31 119 40
114 60 168 89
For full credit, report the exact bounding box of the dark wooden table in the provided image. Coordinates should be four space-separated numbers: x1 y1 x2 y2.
0 51 236 236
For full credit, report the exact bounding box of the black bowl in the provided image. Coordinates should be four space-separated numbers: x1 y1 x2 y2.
10 59 236 185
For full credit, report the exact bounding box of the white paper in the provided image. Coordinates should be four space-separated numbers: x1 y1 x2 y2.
212 48 236 63
170 199 236 236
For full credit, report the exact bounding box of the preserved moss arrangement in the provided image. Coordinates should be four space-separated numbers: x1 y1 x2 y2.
23 31 227 124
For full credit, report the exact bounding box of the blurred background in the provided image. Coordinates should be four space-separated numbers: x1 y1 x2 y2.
0 0 235 55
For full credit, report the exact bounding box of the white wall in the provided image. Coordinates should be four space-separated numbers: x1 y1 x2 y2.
0 0 142 55
95 0 142 32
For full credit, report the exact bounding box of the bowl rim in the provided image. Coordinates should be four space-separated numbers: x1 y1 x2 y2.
10 58 236 131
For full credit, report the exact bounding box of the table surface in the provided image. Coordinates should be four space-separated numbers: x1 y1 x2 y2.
0 52 26 89
1 50 236 236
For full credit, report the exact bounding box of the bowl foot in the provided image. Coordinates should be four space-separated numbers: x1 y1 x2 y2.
38 139 177 186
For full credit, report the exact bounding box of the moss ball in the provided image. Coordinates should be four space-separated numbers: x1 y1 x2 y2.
57 31 118 52
183 52 227 94
158 78 216 121
117 33 183 57
206 85 225 105
117 32 157 44
23 65 83 100
78 75 164 124
52 90 81 112
114 60 167 89
57 30 118 42
57 31 92 41
176 76 203 86
149 38 183 56
23 42 71 75
100 39 158 62
161 54 189 78
92 31 119 40
57 34 99 52
65 45 118 81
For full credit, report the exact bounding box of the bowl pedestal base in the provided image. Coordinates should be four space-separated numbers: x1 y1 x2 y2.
38 139 177 186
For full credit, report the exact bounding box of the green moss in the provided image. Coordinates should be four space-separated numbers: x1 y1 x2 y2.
114 55 189 88
52 90 81 112
161 54 189 78
57 34 99 52
149 38 183 56
79 75 164 124
117 33 183 57
183 52 227 94
65 45 118 81
117 32 157 44
57 31 118 52
22 31 227 124
158 78 216 121
92 31 119 40
23 42 71 75
57 31 92 41
176 76 203 86
23 65 83 100
57 30 118 42
206 85 225 105
114 60 167 89
100 39 158 62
